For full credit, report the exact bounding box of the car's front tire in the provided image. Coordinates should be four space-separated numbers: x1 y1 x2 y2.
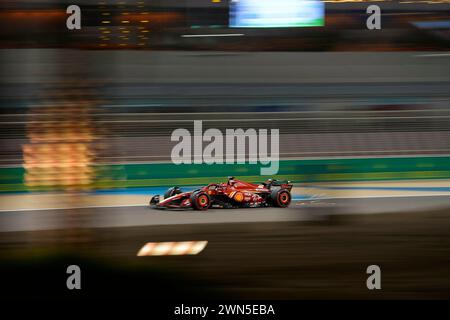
190 191 211 211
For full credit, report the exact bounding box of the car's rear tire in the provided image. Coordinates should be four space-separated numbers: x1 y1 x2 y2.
164 186 181 199
190 191 211 211
270 189 291 208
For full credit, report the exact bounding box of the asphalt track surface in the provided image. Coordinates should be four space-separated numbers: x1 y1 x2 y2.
1 195 449 232
1 201 450 300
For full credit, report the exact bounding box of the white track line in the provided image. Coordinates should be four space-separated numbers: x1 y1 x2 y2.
415 53 450 58
0 203 146 213
181 34 244 38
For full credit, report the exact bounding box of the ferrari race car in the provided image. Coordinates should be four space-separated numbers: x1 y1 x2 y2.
149 177 293 210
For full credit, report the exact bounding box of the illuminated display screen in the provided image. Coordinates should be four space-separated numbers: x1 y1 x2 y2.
229 0 325 28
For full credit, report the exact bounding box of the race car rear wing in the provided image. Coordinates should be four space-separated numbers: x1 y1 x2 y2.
263 179 293 191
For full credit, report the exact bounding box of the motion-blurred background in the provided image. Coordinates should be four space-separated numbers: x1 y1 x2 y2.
0 0 450 300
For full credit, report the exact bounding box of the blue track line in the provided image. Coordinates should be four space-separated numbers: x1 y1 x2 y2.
303 186 450 192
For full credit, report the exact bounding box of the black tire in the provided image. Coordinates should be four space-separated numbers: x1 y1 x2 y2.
190 191 211 211
149 195 160 206
270 189 291 208
164 186 181 199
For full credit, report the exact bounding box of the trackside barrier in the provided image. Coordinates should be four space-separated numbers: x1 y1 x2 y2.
1 156 450 192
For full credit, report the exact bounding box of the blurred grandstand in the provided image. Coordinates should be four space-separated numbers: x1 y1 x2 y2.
1 0 450 191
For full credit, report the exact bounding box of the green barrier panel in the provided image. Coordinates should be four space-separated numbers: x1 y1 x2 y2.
0 167 24 185
94 156 450 188
1 156 450 192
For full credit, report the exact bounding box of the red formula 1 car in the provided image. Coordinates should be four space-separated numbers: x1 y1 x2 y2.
149 177 293 210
